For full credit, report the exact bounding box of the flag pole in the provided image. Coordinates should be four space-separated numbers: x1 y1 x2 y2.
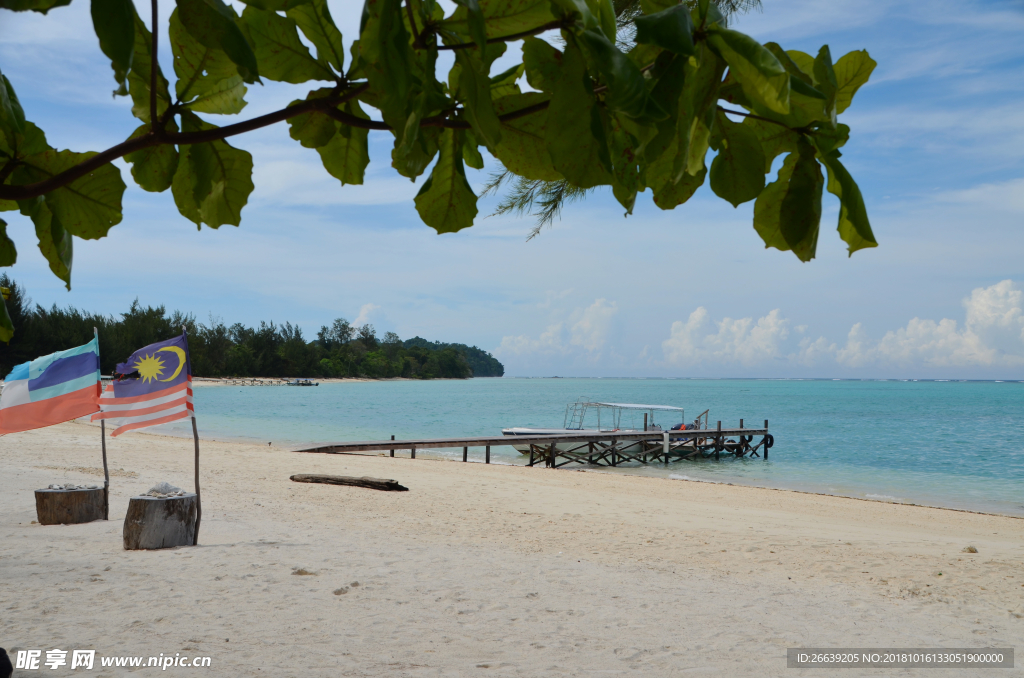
184 325 201 546
94 327 109 521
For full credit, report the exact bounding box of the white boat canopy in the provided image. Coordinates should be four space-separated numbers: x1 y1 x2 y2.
593 402 684 411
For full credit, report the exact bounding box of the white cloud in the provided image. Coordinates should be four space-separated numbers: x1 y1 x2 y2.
354 303 380 327
660 281 1024 373
834 280 1024 369
662 308 790 367
569 299 617 352
495 299 618 359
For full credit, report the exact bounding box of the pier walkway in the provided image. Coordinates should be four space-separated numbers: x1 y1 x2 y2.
295 421 773 468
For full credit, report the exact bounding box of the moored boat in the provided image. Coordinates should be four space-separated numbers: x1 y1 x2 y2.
502 398 707 455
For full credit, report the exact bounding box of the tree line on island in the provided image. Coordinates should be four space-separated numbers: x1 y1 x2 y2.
0 277 503 380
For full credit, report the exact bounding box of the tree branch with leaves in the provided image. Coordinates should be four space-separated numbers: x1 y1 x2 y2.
0 0 877 342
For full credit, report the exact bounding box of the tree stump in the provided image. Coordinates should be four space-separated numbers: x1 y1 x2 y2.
123 494 197 550
35 488 106 525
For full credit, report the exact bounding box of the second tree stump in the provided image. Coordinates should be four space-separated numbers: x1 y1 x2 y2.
123 494 197 550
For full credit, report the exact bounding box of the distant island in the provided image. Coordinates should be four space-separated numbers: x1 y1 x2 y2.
0 276 503 380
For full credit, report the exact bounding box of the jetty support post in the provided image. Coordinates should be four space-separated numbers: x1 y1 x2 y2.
548 442 556 468
663 431 669 465
390 435 394 458
463 446 468 462
764 420 769 460
715 421 721 460
486 445 490 464
411 445 416 460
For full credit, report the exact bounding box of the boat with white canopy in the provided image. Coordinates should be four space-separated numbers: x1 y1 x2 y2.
501 397 709 455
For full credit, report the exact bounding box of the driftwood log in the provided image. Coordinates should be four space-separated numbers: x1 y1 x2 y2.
290 474 408 491
123 494 197 550
34 488 106 525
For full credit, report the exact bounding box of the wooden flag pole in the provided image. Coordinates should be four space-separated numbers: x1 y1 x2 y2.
94 327 109 521
183 325 201 546
191 415 201 545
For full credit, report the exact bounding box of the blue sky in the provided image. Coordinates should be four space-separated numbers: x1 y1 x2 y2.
1 0 1023 378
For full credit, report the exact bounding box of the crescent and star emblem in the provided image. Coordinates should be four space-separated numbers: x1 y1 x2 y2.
132 345 186 383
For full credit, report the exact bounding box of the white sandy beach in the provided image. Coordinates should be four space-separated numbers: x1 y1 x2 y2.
2 421 1022 676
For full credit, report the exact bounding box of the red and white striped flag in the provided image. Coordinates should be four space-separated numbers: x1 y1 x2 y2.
91 334 194 437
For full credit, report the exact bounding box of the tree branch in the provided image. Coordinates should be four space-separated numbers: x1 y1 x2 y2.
323 98 552 131
404 0 423 50
0 84 369 202
150 0 159 133
717 105 801 131
0 160 18 186
437 20 566 51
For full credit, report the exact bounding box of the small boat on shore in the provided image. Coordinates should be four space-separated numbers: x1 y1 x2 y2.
502 398 708 455
286 378 319 386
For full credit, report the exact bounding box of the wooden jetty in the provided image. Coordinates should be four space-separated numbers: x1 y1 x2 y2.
295 420 773 468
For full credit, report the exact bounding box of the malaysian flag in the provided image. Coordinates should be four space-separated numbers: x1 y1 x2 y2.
92 333 193 436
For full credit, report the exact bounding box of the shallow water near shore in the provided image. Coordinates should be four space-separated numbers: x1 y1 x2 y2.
155 378 1024 517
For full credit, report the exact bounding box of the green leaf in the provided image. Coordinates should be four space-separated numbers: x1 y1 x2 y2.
414 128 478 234
578 29 650 120
813 45 837 120
18 197 72 288
742 117 799 173
170 9 248 114
706 25 789 115
176 0 260 84
634 4 694 56
833 49 875 114
493 92 560 181
543 42 611 189
455 43 505 152
0 69 25 152
127 10 172 123
172 111 254 228
443 0 556 38
522 37 561 94
709 110 765 207
549 0 599 34
648 135 706 210
451 0 487 51
91 0 135 96
359 0 414 127
392 125 440 180
489 63 524 98
461 129 484 170
786 50 814 77
605 112 639 212
595 0 616 42
0 217 17 267
317 101 370 185
819 150 876 255
240 6 334 84
0 0 71 13
288 0 345 73
753 141 822 262
125 122 180 192
287 91 337 148
811 122 849 156
673 44 725 180
639 0 674 11
238 0 311 9
13 150 125 239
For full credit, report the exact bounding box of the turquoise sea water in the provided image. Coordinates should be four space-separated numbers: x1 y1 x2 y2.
160 378 1024 517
